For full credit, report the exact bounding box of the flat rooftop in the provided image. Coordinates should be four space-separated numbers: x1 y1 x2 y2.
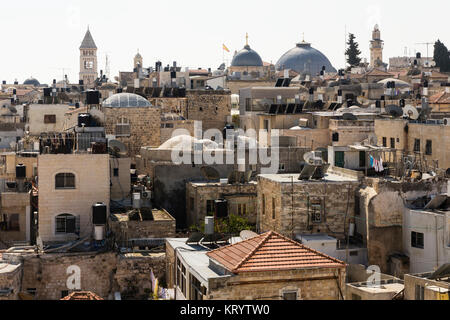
190 181 257 187
259 172 359 183
112 208 175 222
348 280 404 294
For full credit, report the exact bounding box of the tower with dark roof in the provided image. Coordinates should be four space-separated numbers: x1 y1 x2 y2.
79 27 98 88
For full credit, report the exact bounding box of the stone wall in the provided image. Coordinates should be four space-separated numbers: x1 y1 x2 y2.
103 106 161 157
0 262 22 300
258 177 360 239
0 192 30 244
207 267 346 300
186 90 231 131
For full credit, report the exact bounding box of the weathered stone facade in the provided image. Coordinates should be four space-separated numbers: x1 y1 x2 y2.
0 192 30 244
257 171 361 239
0 261 22 300
186 182 257 227
103 106 161 158
206 268 346 300
185 90 231 131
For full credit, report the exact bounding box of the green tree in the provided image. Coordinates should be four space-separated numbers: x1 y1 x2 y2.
433 39 450 72
345 33 362 68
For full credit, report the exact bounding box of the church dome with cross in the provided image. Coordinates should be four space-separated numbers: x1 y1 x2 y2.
276 36 336 75
231 34 263 67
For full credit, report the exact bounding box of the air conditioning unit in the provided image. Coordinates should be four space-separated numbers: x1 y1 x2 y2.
443 118 450 126
141 190 152 200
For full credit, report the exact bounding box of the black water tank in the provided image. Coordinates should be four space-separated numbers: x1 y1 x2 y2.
215 199 228 218
86 90 100 105
16 164 26 179
78 113 91 127
92 203 107 225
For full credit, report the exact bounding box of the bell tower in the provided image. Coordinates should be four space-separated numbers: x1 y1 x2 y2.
370 24 384 69
79 27 98 88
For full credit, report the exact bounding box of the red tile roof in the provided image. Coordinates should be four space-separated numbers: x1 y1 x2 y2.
60 291 104 300
207 231 345 274
429 90 450 104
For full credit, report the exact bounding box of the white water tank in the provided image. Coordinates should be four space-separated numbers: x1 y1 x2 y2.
94 225 105 241
205 217 214 235
133 193 141 209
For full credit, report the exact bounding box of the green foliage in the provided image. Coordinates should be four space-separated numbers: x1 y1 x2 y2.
189 214 255 236
232 114 240 127
433 39 450 72
345 33 362 67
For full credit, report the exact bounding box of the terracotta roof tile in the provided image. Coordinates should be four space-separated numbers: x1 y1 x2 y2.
207 231 345 274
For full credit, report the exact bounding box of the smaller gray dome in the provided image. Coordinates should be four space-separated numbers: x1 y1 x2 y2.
231 45 263 67
102 93 152 108
23 78 40 86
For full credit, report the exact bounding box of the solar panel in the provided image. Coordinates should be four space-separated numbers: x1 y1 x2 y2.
275 78 284 87
328 103 336 110
286 104 296 114
295 102 304 114
282 78 291 87
186 232 204 244
277 104 287 114
299 164 316 180
269 104 278 114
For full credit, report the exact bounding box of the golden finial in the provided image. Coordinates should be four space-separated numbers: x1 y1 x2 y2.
302 32 305 42
246 32 249 46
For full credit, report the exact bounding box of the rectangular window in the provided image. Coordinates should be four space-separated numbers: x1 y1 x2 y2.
56 215 76 234
237 203 247 216
190 275 205 301
206 200 215 217
415 285 424 300
359 151 366 168
55 173 75 189
245 98 252 111
310 200 322 223
411 231 424 249
9 214 19 231
425 140 432 155
382 137 387 147
414 139 420 153
272 197 276 220
390 138 395 149
262 195 266 216
332 132 339 142
181 264 186 297
113 168 119 177
44 114 56 124
283 291 297 300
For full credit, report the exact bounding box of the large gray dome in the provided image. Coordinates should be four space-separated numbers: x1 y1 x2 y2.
23 78 40 86
102 93 152 108
231 45 263 67
276 42 336 75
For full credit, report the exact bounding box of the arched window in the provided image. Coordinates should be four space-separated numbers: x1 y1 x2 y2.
115 117 131 137
55 214 78 234
55 173 75 189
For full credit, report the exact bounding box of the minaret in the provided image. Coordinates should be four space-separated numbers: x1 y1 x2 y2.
79 27 98 88
370 24 384 69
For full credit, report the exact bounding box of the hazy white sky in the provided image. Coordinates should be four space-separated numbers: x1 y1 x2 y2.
1 0 449 84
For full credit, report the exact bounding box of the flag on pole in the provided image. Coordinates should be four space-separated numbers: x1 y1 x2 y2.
223 44 230 52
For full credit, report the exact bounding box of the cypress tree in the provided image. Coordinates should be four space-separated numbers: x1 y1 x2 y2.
433 40 450 72
345 33 362 67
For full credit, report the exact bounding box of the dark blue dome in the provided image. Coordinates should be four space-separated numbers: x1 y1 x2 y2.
276 42 336 75
23 78 40 86
231 45 263 67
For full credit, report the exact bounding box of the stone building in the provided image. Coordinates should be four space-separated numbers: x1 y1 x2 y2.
186 181 257 227
257 167 362 239
166 231 346 300
345 277 404 300
109 157 131 201
26 104 71 135
374 118 450 171
0 192 31 245
228 34 268 80
102 93 161 158
404 270 450 300
37 154 110 244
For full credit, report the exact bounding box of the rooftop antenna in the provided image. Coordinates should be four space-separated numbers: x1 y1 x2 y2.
415 42 434 59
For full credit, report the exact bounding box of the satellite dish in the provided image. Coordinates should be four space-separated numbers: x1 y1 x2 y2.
240 230 258 240
303 152 324 166
200 166 220 181
403 105 419 120
108 139 127 157
343 113 358 121
386 105 403 118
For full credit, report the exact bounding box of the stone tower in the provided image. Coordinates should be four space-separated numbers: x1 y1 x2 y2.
79 27 98 88
134 51 143 70
370 24 384 69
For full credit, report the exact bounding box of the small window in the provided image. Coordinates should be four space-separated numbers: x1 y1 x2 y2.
262 195 266 216
390 138 395 149
359 151 366 168
414 139 420 152
332 132 339 142
310 200 322 223
411 231 424 249
44 114 56 124
382 137 387 147
272 197 276 219
55 214 77 234
425 140 432 155
283 291 297 300
113 168 119 177
115 117 131 137
55 173 75 189
238 203 247 216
